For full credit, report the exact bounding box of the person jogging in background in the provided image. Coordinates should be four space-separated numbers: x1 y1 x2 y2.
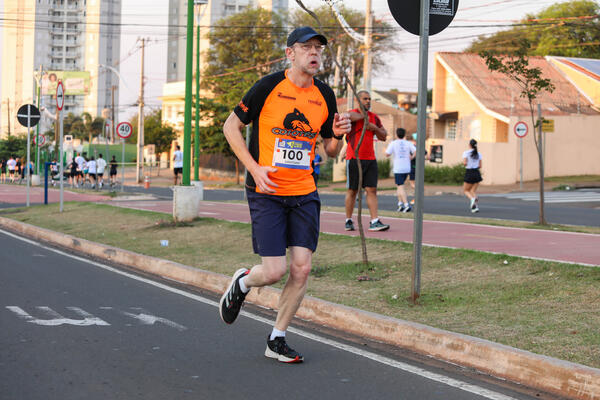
311 150 324 186
386 128 416 212
172 145 183 185
219 26 351 364
463 139 483 213
96 154 107 188
344 90 389 232
109 155 118 186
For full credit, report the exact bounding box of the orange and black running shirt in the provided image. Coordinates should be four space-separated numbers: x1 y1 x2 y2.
234 70 337 196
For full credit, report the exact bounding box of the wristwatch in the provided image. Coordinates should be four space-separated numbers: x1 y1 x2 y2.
333 134 344 140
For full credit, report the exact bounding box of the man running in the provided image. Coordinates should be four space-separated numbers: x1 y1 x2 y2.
219 26 351 363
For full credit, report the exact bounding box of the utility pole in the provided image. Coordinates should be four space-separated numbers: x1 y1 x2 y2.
347 59 356 111
111 85 116 143
363 0 372 92
333 46 342 97
6 100 11 136
136 38 146 184
182 0 195 186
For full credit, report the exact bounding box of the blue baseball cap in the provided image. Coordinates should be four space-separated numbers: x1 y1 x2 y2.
287 26 327 47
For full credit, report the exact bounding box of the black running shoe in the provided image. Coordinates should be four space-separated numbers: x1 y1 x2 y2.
345 219 355 231
219 268 249 324
265 336 304 363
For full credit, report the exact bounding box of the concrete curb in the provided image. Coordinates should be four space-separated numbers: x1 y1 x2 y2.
1 216 598 400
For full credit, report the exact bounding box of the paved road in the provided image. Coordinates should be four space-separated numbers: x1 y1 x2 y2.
2 183 599 226
123 185 600 227
1 229 546 400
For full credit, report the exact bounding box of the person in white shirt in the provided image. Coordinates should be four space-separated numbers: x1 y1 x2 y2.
87 156 97 189
96 154 107 188
7 156 16 183
385 128 416 212
74 153 86 187
172 145 183 185
462 139 483 213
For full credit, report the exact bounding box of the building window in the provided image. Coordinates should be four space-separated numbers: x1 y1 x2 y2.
445 119 457 140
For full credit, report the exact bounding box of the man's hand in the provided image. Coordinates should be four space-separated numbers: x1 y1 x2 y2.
333 112 351 137
250 165 279 193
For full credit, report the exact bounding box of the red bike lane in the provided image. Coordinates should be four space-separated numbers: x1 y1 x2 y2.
109 199 599 267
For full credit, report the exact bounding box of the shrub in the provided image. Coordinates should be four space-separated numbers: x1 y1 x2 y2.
378 159 391 179
424 163 466 185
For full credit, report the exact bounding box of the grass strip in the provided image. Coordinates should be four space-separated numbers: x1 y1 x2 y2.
2 202 599 368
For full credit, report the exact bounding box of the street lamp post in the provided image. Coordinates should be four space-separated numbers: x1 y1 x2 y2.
194 0 208 182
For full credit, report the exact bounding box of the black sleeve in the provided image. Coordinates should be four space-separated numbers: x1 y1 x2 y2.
233 71 285 125
314 79 338 139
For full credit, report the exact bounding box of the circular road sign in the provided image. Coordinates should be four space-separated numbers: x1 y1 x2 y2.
116 121 133 139
16 104 41 128
514 121 528 138
56 80 65 111
388 0 459 36
33 135 46 147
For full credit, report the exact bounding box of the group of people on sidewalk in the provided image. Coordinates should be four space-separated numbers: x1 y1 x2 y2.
65 153 118 189
0 156 33 184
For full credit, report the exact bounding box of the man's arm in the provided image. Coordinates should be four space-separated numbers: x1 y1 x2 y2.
223 112 278 193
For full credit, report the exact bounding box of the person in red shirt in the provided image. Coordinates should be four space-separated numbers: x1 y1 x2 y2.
344 90 389 231
220 26 351 363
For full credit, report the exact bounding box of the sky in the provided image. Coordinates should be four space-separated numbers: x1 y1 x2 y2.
0 0 583 123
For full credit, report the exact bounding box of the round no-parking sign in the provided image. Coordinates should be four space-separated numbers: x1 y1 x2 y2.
514 121 528 138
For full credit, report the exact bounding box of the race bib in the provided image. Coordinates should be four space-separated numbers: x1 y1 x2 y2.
272 138 312 170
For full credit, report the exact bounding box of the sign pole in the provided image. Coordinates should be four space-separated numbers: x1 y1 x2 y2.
59 108 64 212
122 138 126 193
57 80 65 213
519 138 523 189
26 122 31 207
411 0 430 303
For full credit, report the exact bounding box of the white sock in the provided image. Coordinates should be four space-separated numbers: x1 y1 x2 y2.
404 203 409 207
346 218 352 223
397 201 402 206
370 218 379 224
269 328 286 340
238 276 250 294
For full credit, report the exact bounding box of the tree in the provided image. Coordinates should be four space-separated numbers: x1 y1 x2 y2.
62 113 86 141
290 4 399 97
202 7 287 108
127 109 177 174
0 135 26 161
143 110 176 174
480 40 555 225
467 0 600 58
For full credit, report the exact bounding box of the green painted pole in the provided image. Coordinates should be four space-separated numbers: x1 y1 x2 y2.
182 0 195 186
194 23 200 181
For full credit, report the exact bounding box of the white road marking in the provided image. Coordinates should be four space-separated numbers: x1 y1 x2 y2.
1 228 517 400
6 306 110 326
121 307 187 331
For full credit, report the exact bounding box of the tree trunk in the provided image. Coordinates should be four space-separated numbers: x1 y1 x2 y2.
537 129 546 225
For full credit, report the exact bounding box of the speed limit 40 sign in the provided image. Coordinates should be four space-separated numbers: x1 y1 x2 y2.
116 122 133 139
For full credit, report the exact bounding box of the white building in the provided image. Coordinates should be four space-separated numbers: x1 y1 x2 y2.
1 0 121 137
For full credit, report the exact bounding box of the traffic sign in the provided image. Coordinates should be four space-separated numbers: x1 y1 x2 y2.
33 135 46 147
542 119 554 133
514 121 528 138
56 80 65 111
116 121 133 139
388 0 459 36
16 104 41 128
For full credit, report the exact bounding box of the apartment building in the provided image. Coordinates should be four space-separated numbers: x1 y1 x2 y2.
1 0 121 138
166 0 288 83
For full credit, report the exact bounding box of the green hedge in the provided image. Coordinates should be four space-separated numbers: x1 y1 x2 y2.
377 159 391 179
424 163 466 185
